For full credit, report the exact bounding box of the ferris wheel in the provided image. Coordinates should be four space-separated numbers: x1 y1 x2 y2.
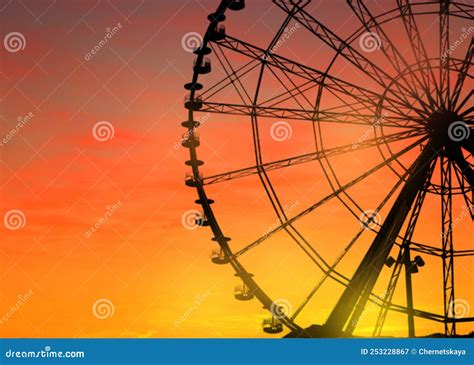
182 0 473 337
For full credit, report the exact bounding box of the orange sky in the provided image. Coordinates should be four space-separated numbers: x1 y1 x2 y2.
0 0 472 338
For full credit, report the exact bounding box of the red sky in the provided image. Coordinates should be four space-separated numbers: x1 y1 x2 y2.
0 0 472 338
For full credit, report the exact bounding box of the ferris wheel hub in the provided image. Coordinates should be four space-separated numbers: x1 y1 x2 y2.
426 111 464 148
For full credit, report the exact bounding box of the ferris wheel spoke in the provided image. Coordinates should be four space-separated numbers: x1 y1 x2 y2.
397 0 441 106
460 106 473 118
233 136 428 257
259 74 397 118
211 44 254 105
213 35 426 118
261 77 381 120
439 0 451 110
201 56 261 100
451 39 473 110
202 130 425 186
262 79 318 109
319 77 417 121
348 0 437 111
448 145 474 188
460 133 474 156
200 100 311 120
450 2 474 20
318 81 419 124
455 89 473 114
264 62 317 111
253 76 379 119
273 0 432 118
199 101 424 128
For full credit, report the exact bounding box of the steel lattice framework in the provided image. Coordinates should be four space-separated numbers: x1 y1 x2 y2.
182 0 473 337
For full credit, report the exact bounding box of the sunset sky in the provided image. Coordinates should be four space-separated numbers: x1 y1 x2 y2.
0 0 472 338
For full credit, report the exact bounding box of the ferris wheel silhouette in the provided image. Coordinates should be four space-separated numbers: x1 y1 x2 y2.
182 0 473 337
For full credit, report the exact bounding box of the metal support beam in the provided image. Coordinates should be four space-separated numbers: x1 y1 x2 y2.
323 143 436 336
373 157 435 337
440 0 450 109
441 156 456 336
403 242 416 337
